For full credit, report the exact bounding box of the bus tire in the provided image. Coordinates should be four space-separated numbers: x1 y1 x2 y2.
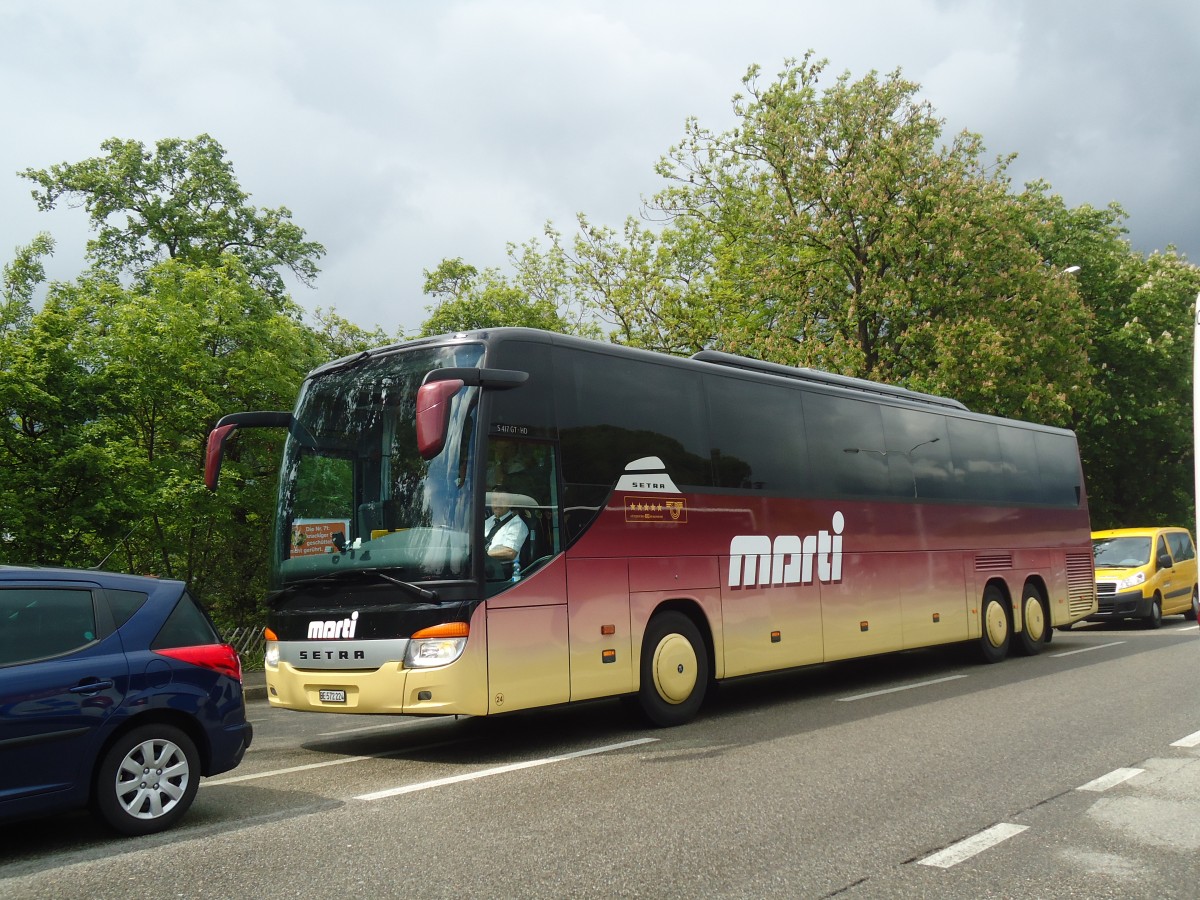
977 585 1011 663
636 611 708 727
1013 584 1048 656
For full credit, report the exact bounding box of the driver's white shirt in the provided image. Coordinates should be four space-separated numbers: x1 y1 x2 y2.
484 512 529 556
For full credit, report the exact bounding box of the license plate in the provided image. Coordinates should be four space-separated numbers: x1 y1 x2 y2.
318 689 347 703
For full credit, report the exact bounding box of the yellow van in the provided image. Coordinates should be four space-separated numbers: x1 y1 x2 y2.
1090 527 1200 628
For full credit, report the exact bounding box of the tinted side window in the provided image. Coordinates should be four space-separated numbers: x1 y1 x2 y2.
1034 432 1083 507
487 340 556 438
881 406 953 500
707 374 809 493
1166 531 1196 562
152 592 221 650
804 392 890 498
947 418 1006 504
997 425 1041 504
555 348 712 540
0 587 98 665
106 589 149 628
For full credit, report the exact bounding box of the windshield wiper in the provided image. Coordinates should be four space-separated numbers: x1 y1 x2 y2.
367 569 440 602
273 568 439 602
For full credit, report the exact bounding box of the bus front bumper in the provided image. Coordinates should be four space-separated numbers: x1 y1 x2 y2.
265 656 489 717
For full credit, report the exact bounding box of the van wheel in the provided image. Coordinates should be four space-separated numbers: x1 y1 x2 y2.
1142 596 1163 630
1014 584 1048 656
93 724 199 835
977 585 1011 663
636 611 708 727
1186 587 1198 622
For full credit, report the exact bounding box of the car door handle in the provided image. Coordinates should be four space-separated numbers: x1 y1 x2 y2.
69 680 115 694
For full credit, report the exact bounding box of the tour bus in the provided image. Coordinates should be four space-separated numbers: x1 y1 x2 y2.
205 328 1098 726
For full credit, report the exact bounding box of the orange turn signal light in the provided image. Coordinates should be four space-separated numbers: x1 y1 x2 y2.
412 622 469 640
263 627 278 641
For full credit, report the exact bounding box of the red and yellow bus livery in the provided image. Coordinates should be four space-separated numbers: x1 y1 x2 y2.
207 328 1097 726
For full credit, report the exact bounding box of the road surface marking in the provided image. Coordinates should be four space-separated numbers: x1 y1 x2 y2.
837 674 968 702
355 738 659 801
1077 768 1144 792
1171 728 1200 748
1050 641 1125 658
918 823 1029 868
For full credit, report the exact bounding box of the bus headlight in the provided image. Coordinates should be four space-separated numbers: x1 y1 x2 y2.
404 622 469 669
264 627 280 669
1114 571 1146 593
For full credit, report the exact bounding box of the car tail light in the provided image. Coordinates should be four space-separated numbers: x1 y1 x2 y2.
156 643 243 681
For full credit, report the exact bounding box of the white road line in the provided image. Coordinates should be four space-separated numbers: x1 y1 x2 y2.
207 738 467 785
207 754 375 785
918 823 1029 869
1077 767 1144 792
837 674 968 702
318 721 415 737
1170 728 1200 748
355 738 659 801
1050 641 1126 658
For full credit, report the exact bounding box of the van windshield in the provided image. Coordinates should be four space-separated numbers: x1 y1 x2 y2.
1092 536 1151 568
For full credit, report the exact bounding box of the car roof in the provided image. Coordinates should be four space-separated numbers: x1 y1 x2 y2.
0 565 185 593
1091 527 1192 539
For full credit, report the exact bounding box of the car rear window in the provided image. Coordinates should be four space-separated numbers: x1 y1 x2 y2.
151 591 221 649
0 587 98 665
106 588 149 628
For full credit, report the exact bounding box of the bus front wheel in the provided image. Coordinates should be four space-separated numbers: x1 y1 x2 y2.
978 586 1011 663
637 611 709 727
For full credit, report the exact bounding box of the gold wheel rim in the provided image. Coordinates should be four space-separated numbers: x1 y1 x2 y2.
1024 596 1045 642
985 600 1009 648
652 633 698 705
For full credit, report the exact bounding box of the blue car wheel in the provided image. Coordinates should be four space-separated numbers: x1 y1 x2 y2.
93 724 200 836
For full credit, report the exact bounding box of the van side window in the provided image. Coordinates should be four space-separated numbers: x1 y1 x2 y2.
1166 531 1195 562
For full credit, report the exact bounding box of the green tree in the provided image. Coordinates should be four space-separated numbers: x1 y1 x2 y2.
21 134 325 302
629 55 1094 424
2 135 335 624
418 244 600 338
0 259 324 622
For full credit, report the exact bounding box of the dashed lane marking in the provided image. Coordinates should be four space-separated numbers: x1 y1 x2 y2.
918 823 1029 869
836 674 968 702
1077 767 1144 792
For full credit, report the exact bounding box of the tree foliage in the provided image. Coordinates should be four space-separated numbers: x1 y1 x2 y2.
418 243 600 339
420 54 1199 526
21 134 325 302
1 135 345 625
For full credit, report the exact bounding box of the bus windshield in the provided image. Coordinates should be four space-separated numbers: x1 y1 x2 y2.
272 342 484 587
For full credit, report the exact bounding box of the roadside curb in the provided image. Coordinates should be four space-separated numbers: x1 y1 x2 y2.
243 670 268 702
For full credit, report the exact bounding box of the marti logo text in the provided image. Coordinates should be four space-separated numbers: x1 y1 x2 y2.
729 512 845 588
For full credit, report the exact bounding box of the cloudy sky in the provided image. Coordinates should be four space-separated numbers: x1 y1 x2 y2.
2 1 1197 335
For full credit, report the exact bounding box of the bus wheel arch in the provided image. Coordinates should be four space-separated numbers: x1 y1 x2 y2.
1013 579 1049 656
635 604 712 727
977 581 1012 663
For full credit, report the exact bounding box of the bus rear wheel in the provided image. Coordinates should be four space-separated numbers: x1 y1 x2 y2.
637 611 708 727
1014 584 1048 656
978 585 1011 663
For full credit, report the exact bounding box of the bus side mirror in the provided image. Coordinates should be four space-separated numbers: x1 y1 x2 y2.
204 411 293 491
205 423 239 491
416 379 464 460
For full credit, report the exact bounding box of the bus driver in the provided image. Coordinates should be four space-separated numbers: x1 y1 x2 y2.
483 492 529 564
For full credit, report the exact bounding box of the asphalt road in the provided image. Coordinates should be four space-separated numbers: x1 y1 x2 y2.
2 618 1198 899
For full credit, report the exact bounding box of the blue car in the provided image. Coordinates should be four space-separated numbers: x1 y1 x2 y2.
0 567 253 835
